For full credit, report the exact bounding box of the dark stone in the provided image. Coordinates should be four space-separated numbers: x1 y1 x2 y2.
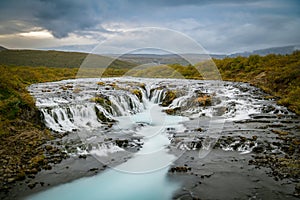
252 135 258 141
78 154 87 159
28 182 37 189
89 168 98 172
252 145 264 153
45 145 53 151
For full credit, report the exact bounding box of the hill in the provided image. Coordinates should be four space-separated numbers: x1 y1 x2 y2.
0 49 136 69
230 45 300 57
0 46 7 51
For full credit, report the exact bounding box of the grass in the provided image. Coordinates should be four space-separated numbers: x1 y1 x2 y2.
0 49 136 69
214 51 300 114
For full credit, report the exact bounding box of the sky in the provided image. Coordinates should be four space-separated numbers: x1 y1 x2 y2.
0 0 299 54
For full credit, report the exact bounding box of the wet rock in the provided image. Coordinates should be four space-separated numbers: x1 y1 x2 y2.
294 183 300 197
194 94 212 106
78 154 87 159
169 166 192 173
45 145 53 151
16 171 26 181
193 128 203 132
43 165 52 170
262 105 275 113
271 129 289 135
252 135 258 141
130 89 143 102
252 145 264 153
7 178 16 184
28 182 38 189
27 168 38 175
115 139 129 148
164 107 181 115
161 90 177 106
89 168 98 172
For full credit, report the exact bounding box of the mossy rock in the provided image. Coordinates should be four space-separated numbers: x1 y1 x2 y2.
94 106 114 122
29 155 45 167
90 97 111 105
271 129 289 135
161 90 177 107
90 96 113 114
164 107 181 115
115 139 129 147
131 89 143 102
97 82 105 86
194 95 212 106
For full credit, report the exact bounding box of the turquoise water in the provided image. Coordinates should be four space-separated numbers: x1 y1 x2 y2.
27 103 186 200
27 167 178 200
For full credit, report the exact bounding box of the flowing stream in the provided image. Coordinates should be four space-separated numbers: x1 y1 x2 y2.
27 102 185 200
25 77 294 200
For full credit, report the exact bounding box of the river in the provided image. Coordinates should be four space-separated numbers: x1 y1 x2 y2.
25 77 297 200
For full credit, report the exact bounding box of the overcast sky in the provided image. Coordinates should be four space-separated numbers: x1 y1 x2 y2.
0 0 299 54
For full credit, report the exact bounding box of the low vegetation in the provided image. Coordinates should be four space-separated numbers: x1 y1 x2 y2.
214 51 300 114
0 49 136 69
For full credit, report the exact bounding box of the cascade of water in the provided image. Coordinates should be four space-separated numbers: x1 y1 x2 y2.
26 77 296 200
29 79 148 133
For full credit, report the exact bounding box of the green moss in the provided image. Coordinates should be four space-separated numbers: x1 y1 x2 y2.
164 107 181 115
97 82 105 86
94 106 114 122
161 90 177 107
194 95 212 106
90 97 111 105
131 89 143 102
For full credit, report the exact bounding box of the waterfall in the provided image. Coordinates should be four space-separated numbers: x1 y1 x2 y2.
26 77 295 200
29 78 286 133
29 78 148 133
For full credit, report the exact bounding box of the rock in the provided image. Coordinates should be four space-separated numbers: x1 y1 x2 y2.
130 89 143 102
16 171 26 181
28 182 37 189
164 107 181 115
271 129 289 135
161 90 177 107
249 142 255 148
252 135 258 141
115 139 129 148
89 168 98 172
194 94 212 106
252 145 264 153
28 168 38 174
43 165 52 170
294 183 300 197
45 145 53 151
28 175 35 179
78 154 87 159
194 128 203 132
7 178 16 183
169 166 190 173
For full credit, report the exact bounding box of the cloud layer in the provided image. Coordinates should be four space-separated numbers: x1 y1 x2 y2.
0 0 299 53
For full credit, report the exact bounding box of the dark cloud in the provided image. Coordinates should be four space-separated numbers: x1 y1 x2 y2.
0 0 108 38
125 0 262 7
33 0 103 37
0 0 299 53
